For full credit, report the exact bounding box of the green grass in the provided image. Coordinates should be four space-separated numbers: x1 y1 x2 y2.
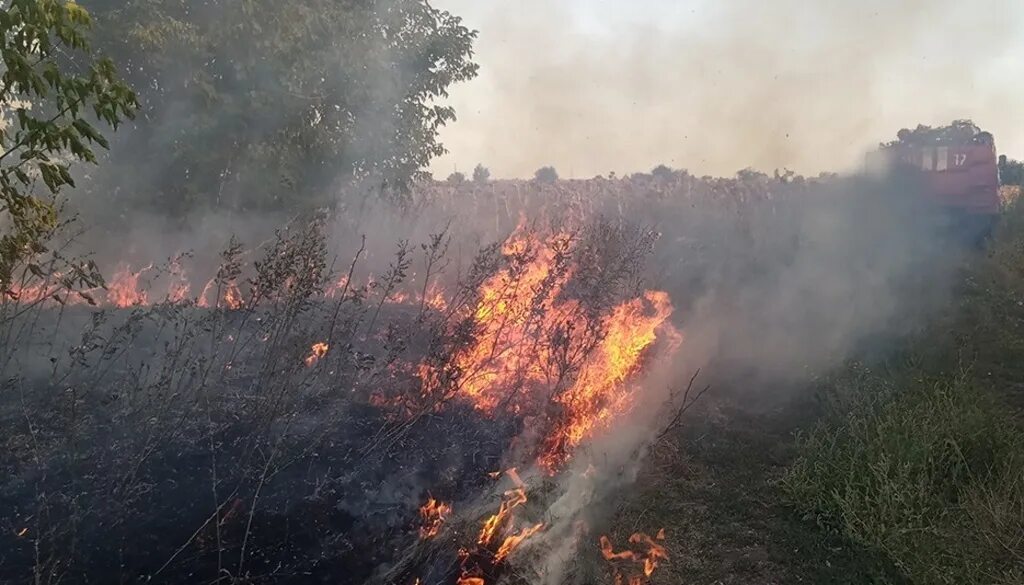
783 202 1024 585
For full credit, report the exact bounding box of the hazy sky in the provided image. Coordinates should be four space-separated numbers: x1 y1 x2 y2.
429 0 1024 179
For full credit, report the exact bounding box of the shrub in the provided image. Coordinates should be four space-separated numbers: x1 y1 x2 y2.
783 365 1024 585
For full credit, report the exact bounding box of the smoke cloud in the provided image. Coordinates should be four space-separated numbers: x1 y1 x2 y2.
431 0 1024 178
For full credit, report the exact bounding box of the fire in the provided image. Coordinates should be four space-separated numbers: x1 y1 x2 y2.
424 280 448 311
599 529 668 585
418 496 452 539
418 225 679 472
196 277 246 309
325 274 349 298
453 469 545 585
106 263 152 307
304 342 329 367
478 468 527 546
538 290 678 471
222 282 244 309
493 522 544 563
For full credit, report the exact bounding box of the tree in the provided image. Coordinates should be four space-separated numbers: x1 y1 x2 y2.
85 0 478 216
0 0 137 291
999 155 1023 186
888 120 986 147
472 163 490 184
651 164 675 181
446 171 465 185
534 166 558 184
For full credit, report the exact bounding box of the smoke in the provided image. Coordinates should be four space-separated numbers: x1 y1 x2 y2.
431 0 1024 178
499 171 973 583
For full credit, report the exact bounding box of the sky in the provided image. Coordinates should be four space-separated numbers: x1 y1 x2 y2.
428 0 1024 179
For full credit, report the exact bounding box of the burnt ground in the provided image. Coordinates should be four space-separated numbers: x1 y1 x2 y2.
611 394 907 585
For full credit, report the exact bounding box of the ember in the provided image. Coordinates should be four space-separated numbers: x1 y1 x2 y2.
304 342 330 366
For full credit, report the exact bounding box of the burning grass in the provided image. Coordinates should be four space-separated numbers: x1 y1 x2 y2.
0 205 685 584
1 167 965 584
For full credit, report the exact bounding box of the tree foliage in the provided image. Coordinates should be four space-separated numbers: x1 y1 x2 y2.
886 119 992 147
86 0 478 215
534 165 558 184
999 155 1023 187
472 163 489 183
0 0 137 291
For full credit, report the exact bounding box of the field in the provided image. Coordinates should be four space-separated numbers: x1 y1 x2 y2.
1 170 1021 585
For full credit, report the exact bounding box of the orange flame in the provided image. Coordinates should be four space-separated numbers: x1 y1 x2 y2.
599 530 668 585
417 224 679 473
478 469 527 546
450 469 545 585
538 290 678 472
304 342 329 367
106 263 153 307
493 522 544 563
418 496 452 539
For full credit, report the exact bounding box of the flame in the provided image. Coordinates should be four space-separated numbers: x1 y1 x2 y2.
418 225 679 472
493 522 544 563
325 274 349 298
452 469 545 585
424 280 448 311
538 290 678 472
419 228 575 413
478 469 527 546
304 342 329 367
196 277 244 309
599 530 668 585
223 282 244 309
106 263 153 307
418 496 452 539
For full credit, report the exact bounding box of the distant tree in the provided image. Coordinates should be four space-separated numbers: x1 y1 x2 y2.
651 164 675 180
0 0 137 290
446 171 465 185
86 0 478 215
472 163 490 184
999 155 1024 186
888 120 987 147
534 166 559 184
736 168 768 181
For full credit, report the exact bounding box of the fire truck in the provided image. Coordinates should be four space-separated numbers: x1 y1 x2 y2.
866 122 1001 241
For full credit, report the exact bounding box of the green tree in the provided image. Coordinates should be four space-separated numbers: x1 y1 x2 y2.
0 0 137 292
86 0 478 216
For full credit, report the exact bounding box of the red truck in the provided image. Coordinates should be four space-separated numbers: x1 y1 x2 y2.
867 122 1001 240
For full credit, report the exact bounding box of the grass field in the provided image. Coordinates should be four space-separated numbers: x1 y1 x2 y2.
619 200 1024 585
